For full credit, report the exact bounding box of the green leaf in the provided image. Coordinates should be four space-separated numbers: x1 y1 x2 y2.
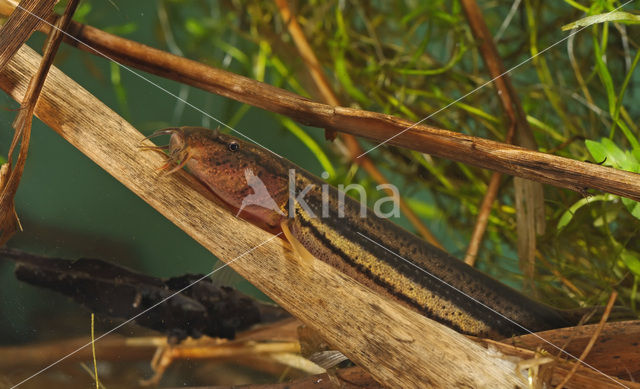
593 34 617 118
593 208 619 227
562 0 589 12
104 22 138 36
584 139 640 221
405 198 444 220
526 115 565 142
620 150 640 172
599 138 626 167
609 49 640 148
622 197 640 220
620 249 640 278
585 139 609 165
185 18 206 37
395 38 466 76
279 117 336 179
74 2 92 22
633 148 640 165
55 1 92 22
109 62 129 119
585 138 639 170
332 8 371 106
557 194 616 230
562 11 640 31
213 39 249 66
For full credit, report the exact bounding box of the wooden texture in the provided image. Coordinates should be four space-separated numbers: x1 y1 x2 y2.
511 320 640 381
0 336 157 370
476 320 640 388
0 0 56 70
0 0 80 245
0 45 528 388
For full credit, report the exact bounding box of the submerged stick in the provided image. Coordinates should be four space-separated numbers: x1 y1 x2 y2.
0 45 527 388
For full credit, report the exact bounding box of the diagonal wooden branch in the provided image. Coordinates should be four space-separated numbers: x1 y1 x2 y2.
1 5 638 202
0 0 56 70
0 44 528 388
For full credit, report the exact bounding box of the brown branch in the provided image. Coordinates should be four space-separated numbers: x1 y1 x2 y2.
274 0 443 249
140 339 305 386
0 335 157 370
486 342 639 389
464 171 501 265
554 291 618 389
479 320 640 388
461 0 544 271
505 320 640 382
0 319 301 370
1 5 638 202
0 0 79 245
0 44 528 389
0 0 56 70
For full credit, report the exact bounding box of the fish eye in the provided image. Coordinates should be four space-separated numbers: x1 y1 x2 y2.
228 142 239 152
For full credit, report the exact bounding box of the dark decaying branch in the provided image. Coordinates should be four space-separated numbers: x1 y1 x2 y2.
0 248 289 342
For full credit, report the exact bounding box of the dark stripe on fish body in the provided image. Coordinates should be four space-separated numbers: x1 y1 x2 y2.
287 168 573 339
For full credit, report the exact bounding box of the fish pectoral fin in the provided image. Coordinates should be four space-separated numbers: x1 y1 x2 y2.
161 150 193 176
280 219 315 264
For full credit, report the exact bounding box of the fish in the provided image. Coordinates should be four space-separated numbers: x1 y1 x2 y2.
145 126 600 340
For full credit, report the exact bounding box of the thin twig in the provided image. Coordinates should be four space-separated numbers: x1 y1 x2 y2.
140 340 305 386
464 171 501 265
460 0 544 273
554 291 619 389
0 0 80 245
